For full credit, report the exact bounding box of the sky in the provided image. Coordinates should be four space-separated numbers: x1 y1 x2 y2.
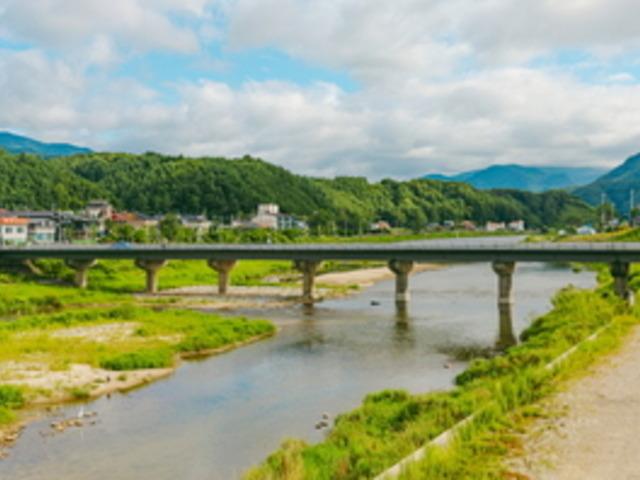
0 0 639 178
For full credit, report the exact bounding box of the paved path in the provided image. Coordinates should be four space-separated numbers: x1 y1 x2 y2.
513 327 640 479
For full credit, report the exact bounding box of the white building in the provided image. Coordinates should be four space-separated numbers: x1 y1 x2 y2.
28 218 56 244
577 225 597 236
251 204 280 230
485 221 506 232
180 214 212 238
0 217 29 246
508 220 526 232
85 200 113 236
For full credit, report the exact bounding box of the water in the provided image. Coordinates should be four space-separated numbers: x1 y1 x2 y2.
0 261 594 480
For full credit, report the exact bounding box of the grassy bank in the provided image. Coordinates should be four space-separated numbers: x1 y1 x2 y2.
0 305 274 420
245 272 636 479
0 260 289 430
0 255 394 431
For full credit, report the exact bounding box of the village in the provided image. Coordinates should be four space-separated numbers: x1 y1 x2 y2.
0 199 535 246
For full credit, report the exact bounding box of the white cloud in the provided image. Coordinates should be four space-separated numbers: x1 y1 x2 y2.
1 0 640 178
0 0 208 54
226 0 640 82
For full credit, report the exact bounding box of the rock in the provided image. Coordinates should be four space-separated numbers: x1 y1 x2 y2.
315 420 329 429
443 363 452 369
322 413 330 420
370 300 381 306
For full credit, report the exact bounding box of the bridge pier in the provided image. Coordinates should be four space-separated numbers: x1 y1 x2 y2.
66 259 97 289
388 260 415 309
294 260 322 306
135 259 168 294
610 261 634 305
207 260 237 295
492 261 517 349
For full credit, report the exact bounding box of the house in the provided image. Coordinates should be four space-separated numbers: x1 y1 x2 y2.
86 200 113 220
27 218 56 244
111 212 160 230
0 210 59 244
0 217 29 246
370 220 392 233
251 204 280 230
485 221 506 232
460 220 477 231
85 200 113 235
577 225 597 236
180 214 212 237
508 220 526 232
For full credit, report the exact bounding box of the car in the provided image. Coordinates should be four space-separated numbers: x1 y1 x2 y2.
111 241 132 249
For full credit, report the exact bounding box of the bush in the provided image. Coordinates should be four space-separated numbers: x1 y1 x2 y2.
0 385 24 409
99 349 174 371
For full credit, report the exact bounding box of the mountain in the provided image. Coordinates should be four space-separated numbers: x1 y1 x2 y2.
0 131 91 157
425 164 607 192
574 153 640 214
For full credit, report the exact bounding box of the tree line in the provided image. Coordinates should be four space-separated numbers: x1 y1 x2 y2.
0 150 595 233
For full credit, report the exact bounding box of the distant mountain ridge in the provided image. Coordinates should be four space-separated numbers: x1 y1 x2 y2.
0 131 91 157
425 164 607 192
574 152 640 214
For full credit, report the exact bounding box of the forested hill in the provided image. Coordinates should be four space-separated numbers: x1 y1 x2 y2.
574 152 640 215
0 150 594 230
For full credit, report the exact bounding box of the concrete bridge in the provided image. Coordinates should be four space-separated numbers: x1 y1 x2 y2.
1 241 637 347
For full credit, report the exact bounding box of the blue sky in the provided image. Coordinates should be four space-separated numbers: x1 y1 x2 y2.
0 0 639 178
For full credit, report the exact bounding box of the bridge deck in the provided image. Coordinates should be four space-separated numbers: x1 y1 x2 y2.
1 241 640 263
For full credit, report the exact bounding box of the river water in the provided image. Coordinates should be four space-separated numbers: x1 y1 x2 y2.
0 260 595 480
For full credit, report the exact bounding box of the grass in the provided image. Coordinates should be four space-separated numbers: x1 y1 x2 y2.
0 386 24 426
0 306 275 369
245 274 634 479
99 349 175 371
32 259 295 294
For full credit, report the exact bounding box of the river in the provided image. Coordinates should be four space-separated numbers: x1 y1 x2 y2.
0 260 595 479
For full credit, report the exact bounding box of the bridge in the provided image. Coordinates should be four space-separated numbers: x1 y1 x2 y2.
1 241 637 348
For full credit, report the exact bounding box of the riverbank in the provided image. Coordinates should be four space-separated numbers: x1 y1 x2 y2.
507 323 640 479
0 304 275 453
245 270 637 479
0 261 439 458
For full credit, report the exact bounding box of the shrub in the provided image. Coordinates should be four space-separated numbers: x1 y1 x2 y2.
0 385 24 409
99 349 174 371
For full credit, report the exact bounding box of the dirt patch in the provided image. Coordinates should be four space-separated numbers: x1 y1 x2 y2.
50 322 139 343
0 362 174 404
507 326 640 479
316 263 441 287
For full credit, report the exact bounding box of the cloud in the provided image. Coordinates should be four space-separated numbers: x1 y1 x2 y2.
226 0 640 82
1 0 640 178
0 0 208 54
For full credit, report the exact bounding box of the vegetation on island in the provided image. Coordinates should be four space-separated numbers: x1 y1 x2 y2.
0 258 292 426
245 268 639 479
0 150 594 233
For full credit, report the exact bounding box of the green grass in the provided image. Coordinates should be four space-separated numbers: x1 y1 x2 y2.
32 259 295 294
245 277 633 479
99 349 174 371
0 385 24 409
0 306 275 369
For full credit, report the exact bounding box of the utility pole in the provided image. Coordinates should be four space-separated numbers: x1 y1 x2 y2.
631 189 636 226
601 192 606 230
